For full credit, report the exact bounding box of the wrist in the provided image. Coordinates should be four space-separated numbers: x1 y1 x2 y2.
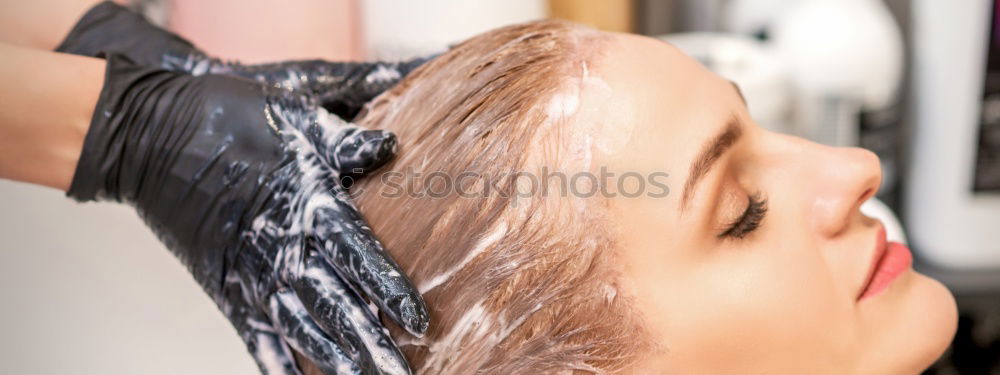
0 44 104 191
41 54 104 192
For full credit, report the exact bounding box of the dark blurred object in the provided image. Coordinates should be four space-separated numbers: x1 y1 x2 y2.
974 8 1000 191
635 0 722 33
635 0 675 35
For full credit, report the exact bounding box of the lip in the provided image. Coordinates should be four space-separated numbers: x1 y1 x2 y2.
857 225 913 301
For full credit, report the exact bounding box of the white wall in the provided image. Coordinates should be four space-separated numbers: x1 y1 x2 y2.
0 180 256 374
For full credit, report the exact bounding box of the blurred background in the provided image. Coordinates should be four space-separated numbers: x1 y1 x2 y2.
1 0 998 373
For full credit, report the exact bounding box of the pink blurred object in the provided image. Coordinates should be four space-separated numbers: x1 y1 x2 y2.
168 0 363 63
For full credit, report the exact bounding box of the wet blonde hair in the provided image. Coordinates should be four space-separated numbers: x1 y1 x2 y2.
307 19 652 374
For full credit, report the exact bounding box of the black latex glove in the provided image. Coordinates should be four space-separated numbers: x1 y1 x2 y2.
56 1 432 120
69 53 428 375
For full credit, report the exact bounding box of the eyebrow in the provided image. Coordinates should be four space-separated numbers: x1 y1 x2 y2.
680 115 743 211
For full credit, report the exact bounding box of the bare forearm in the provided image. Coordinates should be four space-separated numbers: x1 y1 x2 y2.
0 0 104 50
0 42 105 190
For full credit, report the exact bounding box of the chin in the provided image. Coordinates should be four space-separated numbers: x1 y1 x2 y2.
859 270 957 375
901 272 958 373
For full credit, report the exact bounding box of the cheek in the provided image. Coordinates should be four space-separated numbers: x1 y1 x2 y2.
657 233 857 371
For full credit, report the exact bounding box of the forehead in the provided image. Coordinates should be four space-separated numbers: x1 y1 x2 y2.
575 32 744 201
587 32 736 141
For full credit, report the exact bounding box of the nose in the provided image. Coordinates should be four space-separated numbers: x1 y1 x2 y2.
801 143 882 237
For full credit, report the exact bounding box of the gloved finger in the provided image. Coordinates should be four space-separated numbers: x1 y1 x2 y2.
332 128 397 176
314 56 436 120
265 97 396 178
248 329 305 375
289 251 411 375
270 289 361 375
238 308 304 375
310 202 429 337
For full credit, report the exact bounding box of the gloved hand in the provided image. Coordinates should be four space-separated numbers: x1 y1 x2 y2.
69 53 427 375
56 1 431 120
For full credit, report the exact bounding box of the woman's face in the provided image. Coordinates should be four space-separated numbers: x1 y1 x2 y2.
580 33 957 373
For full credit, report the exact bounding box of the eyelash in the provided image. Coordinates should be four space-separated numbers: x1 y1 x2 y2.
718 192 768 240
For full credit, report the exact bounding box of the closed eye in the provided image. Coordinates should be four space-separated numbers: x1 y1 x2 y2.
718 192 767 239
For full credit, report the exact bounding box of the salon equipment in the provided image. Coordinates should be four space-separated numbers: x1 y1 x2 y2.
663 0 905 145
906 0 1000 270
769 0 904 147
862 198 907 244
